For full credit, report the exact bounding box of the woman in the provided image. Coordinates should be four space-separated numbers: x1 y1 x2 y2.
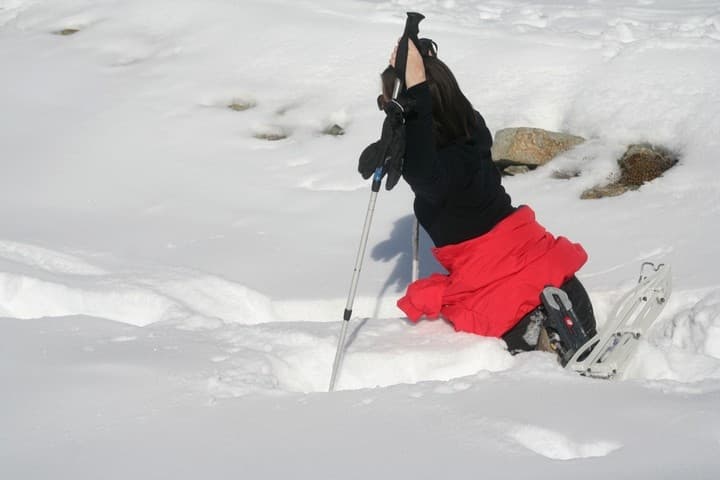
387 40 596 354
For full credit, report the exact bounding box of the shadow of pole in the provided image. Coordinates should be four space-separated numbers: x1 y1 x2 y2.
344 215 444 351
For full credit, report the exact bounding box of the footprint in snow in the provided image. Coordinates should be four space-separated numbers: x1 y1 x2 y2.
296 174 365 192
433 381 472 394
197 94 257 111
506 424 622 460
275 102 302 116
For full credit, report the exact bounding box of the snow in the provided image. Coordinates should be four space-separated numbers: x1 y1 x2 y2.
1 0 720 477
505 424 622 460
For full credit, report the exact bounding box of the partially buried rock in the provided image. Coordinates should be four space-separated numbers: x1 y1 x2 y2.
580 183 634 200
322 124 345 136
580 143 678 199
228 100 255 112
54 28 80 36
253 126 288 141
618 143 678 186
254 132 287 141
551 168 581 180
492 127 585 167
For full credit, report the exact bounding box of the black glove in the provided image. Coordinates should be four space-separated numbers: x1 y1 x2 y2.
382 118 405 190
358 100 406 190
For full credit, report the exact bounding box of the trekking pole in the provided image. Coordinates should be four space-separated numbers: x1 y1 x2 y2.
328 168 382 392
329 12 425 392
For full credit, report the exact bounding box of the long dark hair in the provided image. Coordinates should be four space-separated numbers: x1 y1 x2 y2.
423 56 478 147
381 57 478 148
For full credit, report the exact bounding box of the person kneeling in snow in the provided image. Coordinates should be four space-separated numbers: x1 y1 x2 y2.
367 38 596 354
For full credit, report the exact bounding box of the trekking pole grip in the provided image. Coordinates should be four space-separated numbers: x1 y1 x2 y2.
403 12 424 42
393 12 425 99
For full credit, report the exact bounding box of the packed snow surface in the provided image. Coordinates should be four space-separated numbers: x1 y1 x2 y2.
1 0 720 478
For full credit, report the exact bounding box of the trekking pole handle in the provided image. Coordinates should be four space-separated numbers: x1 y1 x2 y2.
403 12 424 43
393 12 425 99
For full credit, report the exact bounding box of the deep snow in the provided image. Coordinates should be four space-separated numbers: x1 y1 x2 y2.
1 0 720 478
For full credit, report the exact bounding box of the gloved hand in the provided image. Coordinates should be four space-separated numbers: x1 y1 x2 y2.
382 120 405 190
358 100 406 190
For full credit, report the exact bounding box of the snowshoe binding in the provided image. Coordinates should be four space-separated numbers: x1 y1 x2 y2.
540 286 591 367
540 263 671 379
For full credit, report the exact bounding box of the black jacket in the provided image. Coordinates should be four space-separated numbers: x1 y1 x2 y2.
402 82 515 247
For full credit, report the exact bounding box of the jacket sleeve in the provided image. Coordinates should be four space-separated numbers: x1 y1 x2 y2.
402 82 448 205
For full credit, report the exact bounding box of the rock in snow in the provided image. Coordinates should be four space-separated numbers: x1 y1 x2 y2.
581 143 679 199
492 127 585 167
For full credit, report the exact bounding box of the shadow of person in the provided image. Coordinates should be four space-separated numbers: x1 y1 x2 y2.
343 215 446 352
371 214 443 292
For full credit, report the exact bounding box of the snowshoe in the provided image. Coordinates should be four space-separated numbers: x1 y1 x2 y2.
564 263 672 379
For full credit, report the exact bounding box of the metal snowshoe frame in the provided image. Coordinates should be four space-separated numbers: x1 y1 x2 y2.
565 262 672 379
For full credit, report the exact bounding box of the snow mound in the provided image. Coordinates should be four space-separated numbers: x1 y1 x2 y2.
0 239 107 275
0 268 280 327
0 240 279 327
207 318 514 396
507 424 622 460
662 289 720 359
624 289 720 383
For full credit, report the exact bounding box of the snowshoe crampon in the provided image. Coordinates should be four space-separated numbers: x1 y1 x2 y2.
565 263 672 379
